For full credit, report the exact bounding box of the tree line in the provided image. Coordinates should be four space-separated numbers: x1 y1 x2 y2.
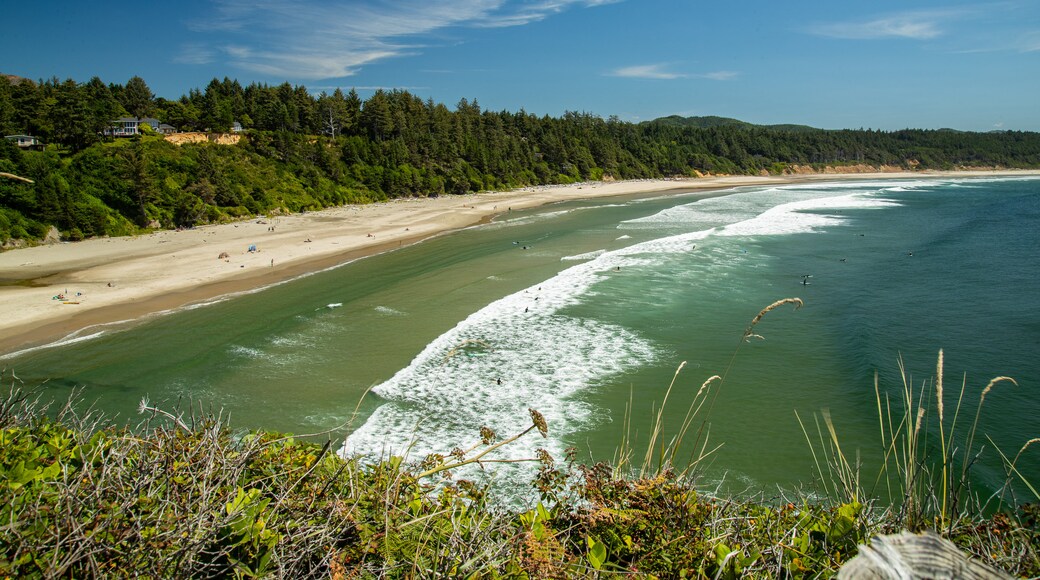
2 74 1039 244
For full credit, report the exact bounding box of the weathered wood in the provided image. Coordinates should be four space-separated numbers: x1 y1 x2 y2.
839 531 1010 579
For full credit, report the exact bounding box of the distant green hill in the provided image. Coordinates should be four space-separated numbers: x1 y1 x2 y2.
647 115 818 132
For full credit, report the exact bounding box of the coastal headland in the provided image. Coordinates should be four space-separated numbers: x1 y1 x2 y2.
1 170 1036 357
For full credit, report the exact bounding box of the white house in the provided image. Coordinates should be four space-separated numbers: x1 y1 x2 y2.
4 134 42 148
105 117 162 137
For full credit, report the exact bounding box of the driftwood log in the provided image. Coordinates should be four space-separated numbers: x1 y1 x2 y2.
839 531 1010 579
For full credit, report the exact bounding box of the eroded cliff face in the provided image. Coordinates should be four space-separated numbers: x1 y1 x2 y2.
782 163 912 174
164 132 242 146
705 161 929 178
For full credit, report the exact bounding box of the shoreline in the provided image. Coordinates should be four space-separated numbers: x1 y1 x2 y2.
2 170 1037 357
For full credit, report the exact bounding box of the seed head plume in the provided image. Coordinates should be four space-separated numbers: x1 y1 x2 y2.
980 376 1017 405
936 349 944 422
963 375 1020 486
1018 438 1040 458
743 298 804 341
529 408 548 438
697 375 722 398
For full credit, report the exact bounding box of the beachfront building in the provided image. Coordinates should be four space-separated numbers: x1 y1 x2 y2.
104 117 163 137
4 134 42 149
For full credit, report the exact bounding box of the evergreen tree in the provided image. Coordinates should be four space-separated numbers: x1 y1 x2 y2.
361 90 393 141
343 88 362 136
121 76 154 118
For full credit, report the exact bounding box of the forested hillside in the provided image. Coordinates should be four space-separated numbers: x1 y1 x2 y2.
2 74 1039 245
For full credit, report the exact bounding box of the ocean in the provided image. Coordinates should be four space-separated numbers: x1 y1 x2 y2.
6 176 1039 500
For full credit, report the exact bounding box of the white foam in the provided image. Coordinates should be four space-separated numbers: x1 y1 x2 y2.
341 231 701 485
622 184 905 239
561 249 606 261
490 208 574 227
228 344 265 359
775 179 927 191
269 334 312 348
0 330 108 360
374 305 406 316
179 295 233 310
719 193 900 237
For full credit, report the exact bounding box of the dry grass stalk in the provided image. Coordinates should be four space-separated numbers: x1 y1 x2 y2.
980 376 1017 405
696 375 721 399
641 361 688 476
963 375 1020 488
743 298 803 341
992 437 1040 502
936 349 944 423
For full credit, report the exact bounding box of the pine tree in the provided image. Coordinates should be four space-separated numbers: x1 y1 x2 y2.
121 76 154 118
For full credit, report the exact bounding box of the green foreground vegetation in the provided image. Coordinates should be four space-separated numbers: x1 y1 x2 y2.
2 300 1038 578
3 74 1040 246
1 380 1037 578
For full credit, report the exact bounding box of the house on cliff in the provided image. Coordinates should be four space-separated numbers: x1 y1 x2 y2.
105 117 177 137
4 134 43 149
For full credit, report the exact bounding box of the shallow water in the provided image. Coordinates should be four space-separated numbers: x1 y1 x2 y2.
8 176 1039 499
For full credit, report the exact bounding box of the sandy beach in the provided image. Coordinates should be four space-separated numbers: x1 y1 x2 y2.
1 170 1036 357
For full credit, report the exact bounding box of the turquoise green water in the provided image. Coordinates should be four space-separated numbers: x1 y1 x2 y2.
6 176 1039 499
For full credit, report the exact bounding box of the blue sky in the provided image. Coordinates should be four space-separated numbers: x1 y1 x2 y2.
4 0 1038 131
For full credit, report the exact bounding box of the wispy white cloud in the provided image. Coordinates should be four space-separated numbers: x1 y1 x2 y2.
698 71 738 81
173 43 215 65
309 84 431 92
808 10 958 40
1021 31 1040 52
808 3 1040 56
609 64 686 79
608 65 737 81
191 0 620 79
472 0 623 27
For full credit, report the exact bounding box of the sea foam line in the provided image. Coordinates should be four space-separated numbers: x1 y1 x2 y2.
0 330 110 360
